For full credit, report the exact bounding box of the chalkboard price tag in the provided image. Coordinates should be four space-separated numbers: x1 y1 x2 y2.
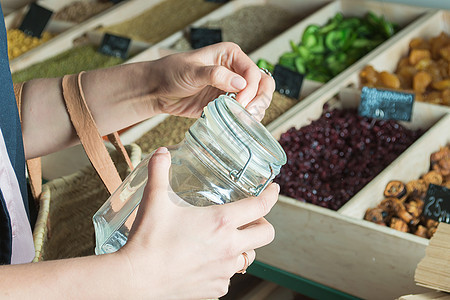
98 33 131 59
18 3 53 38
423 184 450 224
109 0 124 3
358 87 414 121
273 64 304 99
190 28 222 49
205 0 230 3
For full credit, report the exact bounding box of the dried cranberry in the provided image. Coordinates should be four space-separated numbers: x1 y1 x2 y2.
275 107 424 210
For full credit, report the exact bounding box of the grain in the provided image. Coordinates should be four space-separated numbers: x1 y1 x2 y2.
12 45 123 83
100 0 222 43
54 1 114 24
172 5 298 53
7 29 53 60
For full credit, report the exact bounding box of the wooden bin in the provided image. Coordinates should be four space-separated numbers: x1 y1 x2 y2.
124 0 428 147
339 9 450 112
5 0 127 65
9 0 212 73
246 0 433 133
126 0 331 63
257 87 450 299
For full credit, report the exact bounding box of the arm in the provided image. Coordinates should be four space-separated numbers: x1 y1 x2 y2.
20 42 274 159
0 148 279 299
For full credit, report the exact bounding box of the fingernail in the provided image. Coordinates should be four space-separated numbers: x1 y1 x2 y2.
231 76 246 90
155 147 168 154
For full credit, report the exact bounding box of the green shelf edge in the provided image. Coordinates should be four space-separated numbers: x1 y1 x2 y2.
248 261 361 300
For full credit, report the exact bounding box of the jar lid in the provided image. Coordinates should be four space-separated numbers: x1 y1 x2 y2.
200 94 287 196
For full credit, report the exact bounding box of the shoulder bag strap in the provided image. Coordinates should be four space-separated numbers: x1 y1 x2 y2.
62 72 132 194
14 82 42 203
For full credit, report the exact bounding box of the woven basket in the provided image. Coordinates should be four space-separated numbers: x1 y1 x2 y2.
32 144 142 261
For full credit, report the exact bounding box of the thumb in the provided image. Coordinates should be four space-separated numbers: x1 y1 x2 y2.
126 147 171 241
146 147 171 195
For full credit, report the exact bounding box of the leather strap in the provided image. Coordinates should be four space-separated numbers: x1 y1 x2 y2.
62 72 124 194
14 82 42 202
107 132 133 171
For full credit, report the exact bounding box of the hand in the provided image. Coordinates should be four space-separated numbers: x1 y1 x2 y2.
118 147 279 299
150 42 275 121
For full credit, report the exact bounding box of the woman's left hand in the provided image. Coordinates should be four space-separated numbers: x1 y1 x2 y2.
148 42 275 121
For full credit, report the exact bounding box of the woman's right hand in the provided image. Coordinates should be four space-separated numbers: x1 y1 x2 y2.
117 147 279 299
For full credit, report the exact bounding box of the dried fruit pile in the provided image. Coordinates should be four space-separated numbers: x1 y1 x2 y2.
360 32 450 106
257 12 398 83
364 146 450 238
275 107 423 210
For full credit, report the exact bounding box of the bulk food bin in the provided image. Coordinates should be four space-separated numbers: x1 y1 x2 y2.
126 0 331 63
9 0 221 73
4 0 124 64
248 0 431 132
254 85 449 299
342 9 450 110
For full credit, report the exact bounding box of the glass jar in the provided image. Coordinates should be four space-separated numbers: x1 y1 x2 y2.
93 94 287 255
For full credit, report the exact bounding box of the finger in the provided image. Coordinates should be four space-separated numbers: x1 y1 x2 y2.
196 42 261 107
246 74 275 121
236 218 275 251
238 217 266 230
236 250 256 274
212 183 279 228
146 147 171 193
196 65 247 93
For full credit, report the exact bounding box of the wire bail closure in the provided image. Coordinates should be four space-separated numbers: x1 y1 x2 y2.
192 93 275 196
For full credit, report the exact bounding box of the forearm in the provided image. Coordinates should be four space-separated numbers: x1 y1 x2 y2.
20 61 160 159
0 252 161 299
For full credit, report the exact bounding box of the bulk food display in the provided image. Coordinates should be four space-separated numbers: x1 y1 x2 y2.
99 0 223 43
276 106 423 210
364 145 450 238
53 1 114 24
171 5 300 53
7 29 53 60
256 11 398 82
360 32 450 107
6 0 450 299
11 45 123 83
5 0 120 60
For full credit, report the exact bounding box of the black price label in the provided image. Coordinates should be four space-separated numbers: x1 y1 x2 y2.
98 33 131 59
190 28 222 49
18 3 53 38
110 0 124 3
358 87 414 121
273 64 304 99
424 184 450 224
205 0 230 2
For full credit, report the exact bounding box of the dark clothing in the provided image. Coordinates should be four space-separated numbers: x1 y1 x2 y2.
0 4 29 264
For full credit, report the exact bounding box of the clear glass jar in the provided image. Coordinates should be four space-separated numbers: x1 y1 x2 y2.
93 94 287 254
